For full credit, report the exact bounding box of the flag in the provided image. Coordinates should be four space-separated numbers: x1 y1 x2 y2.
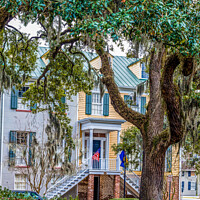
92 148 100 161
120 150 128 168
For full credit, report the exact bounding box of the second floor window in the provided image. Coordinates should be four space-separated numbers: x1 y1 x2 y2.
92 93 102 115
188 171 191 177
17 87 29 110
85 93 109 116
141 63 149 79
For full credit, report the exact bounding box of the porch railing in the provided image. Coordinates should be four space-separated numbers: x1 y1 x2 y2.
84 158 119 171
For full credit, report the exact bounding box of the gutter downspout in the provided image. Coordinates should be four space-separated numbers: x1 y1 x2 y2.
0 91 4 186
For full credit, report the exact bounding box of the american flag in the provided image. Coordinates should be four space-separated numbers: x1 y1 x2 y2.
92 148 100 161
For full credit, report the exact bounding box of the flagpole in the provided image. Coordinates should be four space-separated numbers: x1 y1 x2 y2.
124 152 126 198
124 165 126 198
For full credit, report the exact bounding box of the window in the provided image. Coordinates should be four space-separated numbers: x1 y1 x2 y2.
14 174 27 190
16 132 28 166
190 181 196 190
9 131 35 167
188 171 191 177
17 86 29 110
141 63 149 79
92 93 103 115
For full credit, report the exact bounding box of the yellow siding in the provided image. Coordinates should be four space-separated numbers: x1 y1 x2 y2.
90 57 101 70
78 91 179 175
128 61 141 79
171 145 180 176
90 54 113 70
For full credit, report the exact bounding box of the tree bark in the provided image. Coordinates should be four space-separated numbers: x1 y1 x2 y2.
140 148 166 200
96 44 188 200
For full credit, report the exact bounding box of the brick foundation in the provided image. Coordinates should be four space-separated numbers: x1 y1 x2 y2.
78 176 88 200
87 174 94 200
114 175 120 198
100 175 115 200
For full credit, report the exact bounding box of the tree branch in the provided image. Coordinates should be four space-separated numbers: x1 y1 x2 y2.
96 46 145 130
161 53 182 144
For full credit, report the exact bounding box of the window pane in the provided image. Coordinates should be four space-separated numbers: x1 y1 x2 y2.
15 174 26 190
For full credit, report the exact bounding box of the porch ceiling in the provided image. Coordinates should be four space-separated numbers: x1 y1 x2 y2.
78 118 126 131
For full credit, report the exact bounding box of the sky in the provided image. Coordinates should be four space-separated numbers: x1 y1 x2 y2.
9 18 129 56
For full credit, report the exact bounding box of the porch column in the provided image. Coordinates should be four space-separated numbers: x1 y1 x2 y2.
117 130 121 171
106 133 109 170
82 132 85 164
89 129 93 169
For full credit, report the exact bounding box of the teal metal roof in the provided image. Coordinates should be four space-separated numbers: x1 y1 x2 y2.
113 56 142 88
31 47 49 78
33 48 143 88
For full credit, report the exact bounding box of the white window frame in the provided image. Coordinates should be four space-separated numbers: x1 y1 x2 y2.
14 174 27 190
191 181 196 191
15 132 29 166
17 86 30 110
91 92 103 116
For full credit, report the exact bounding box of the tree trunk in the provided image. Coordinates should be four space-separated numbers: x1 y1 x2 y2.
139 147 166 200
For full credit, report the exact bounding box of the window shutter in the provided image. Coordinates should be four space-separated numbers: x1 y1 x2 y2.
124 95 131 108
103 93 109 116
188 181 191 190
166 146 172 172
9 131 16 166
11 87 18 109
9 131 17 143
29 132 36 166
141 97 146 114
182 181 184 192
85 94 92 115
30 103 37 111
60 96 66 112
188 171 191 177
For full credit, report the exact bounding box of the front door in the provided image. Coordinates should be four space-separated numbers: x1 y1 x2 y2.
93 140 101 169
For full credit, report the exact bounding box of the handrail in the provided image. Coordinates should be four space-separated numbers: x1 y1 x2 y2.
57 168 89 194
46 160 89 194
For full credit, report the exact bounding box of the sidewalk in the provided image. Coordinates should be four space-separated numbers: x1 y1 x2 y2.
181 196 200 200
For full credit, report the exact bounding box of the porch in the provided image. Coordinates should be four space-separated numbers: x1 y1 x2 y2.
78 118 126 174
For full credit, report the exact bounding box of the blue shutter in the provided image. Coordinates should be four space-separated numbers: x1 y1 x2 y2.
188 181 191 190
103 93 109 116
85 94 92 115
9 131 17 143
166 146 172 172
30 103 37 111
188 171 191 177
141 97 146 114
9 131 16 166
124 95 131 108
29 132 36 166
182 181 184 192
60 96 66 112
11 87 18 109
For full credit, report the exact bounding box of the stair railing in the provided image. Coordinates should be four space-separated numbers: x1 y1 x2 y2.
46 159 90 194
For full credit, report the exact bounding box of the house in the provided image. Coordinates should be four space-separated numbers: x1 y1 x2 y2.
0 47 181 200
180 153 200 197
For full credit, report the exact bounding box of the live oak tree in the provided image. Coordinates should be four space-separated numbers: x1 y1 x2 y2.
0 1 199 200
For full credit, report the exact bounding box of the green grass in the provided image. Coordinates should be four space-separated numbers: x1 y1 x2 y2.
110 199 139 200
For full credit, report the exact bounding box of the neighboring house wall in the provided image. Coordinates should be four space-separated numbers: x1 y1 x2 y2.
0 88 78 196
181 170 197 196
